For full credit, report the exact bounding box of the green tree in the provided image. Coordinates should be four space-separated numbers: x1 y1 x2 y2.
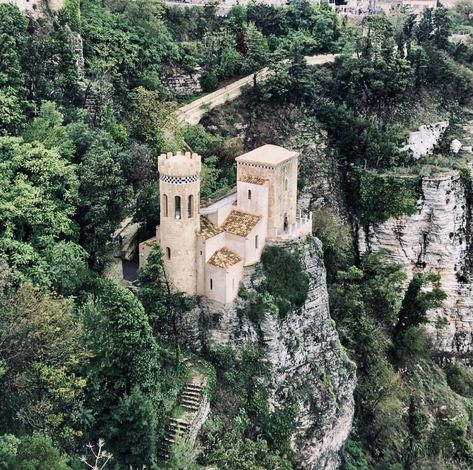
0 284 87 449
0 4 30 135
77 133 132 269
0 137 80 286
81 280 164 468
15 433 70 470
394 272 447 338
134 181 160 238
138 245 195 368
22 102 75 160
242 23 270 73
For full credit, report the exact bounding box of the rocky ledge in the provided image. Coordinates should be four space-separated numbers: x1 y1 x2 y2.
359 169 473 363
183 237 356 469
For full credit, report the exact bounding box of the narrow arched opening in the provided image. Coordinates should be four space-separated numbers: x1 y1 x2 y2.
188 194 194 218
163 194 168 217
175 196 181 219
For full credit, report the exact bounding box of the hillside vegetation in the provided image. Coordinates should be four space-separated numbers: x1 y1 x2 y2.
1 0 473 469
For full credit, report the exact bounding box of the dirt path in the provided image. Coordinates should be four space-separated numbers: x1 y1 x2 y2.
176 53 341 125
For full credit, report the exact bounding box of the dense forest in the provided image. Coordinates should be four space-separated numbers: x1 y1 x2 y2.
2 0 473 469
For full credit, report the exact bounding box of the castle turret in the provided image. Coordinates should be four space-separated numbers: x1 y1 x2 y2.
158 151 201 295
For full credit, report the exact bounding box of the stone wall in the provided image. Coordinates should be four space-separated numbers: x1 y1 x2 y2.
164 68 202 98
359 169 473 362
182 237 356 469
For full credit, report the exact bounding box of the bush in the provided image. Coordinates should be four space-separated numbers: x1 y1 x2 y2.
447 363 473 397
259 245 310 318
200 70 219 92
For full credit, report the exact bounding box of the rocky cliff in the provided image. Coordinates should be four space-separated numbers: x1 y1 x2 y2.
359 169 473 363
184 237 356 469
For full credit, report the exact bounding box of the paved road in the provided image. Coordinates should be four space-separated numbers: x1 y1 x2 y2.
176 53 340 125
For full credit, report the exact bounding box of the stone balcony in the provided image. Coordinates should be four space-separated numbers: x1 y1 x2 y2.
269 212 313 240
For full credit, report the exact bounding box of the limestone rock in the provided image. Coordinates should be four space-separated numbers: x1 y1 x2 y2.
182 238 356 469
400 121 449 159
358 169 473 363
451 139 462 154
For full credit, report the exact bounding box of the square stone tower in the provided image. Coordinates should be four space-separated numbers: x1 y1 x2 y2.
158 151 201 295
235 144 298 238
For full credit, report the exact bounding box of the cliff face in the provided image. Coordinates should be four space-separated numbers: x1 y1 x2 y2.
184 238 356 469
359 169 473 362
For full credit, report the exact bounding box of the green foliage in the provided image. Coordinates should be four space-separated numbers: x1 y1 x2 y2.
447 363 473 398
0 284 87 449
22 102 75 160
357 171 419 226
60 0 82 31
134 181 160 237
77 132 132 268
0 136 82 287
257 245 309 318
167 436 202 470
10 433 70 470
81 279 163 468
208 429 292 470
343 436 369 470
394 272 447 337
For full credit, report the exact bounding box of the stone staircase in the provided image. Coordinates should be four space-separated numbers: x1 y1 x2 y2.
158 417 190 460
180 382 203 411
158 382 205 460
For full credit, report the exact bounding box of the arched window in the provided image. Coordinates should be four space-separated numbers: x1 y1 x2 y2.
163 194 168 217
248 189 252 200
166 247 171 259
285 178 288 191
175 196 181 219
255 235 259 249
210 278 213 290
188 195 193 218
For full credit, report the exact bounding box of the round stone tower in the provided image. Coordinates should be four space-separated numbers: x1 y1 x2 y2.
158 151 201 295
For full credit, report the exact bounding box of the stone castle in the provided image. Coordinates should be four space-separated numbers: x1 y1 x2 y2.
139 144 312 304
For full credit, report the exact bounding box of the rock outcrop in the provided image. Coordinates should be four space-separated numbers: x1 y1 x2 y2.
359 169 473 362
184 237 356 469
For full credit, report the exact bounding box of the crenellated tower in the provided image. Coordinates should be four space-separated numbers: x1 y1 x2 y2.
157 151 201 295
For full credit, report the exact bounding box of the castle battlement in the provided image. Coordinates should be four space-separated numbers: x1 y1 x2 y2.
140 144 312 304
158 151 201 177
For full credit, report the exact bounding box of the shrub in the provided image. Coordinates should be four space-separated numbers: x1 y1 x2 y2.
447 363 473 397
259 245 310 318
200 70 219 92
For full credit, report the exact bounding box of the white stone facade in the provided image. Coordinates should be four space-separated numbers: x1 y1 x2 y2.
139 144 312 304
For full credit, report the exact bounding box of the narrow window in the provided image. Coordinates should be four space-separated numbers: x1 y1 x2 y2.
248 189 252 200
232 279 235 291
164 194 168 217
210 278 213 290
188 194 193 218
255 235 259 249
285 178 288 191
166 247 171 259
175 196 181 219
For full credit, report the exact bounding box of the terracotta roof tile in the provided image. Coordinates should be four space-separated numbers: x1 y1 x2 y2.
222 210 261 237
238 175 267 185
208 248 242 269
198 216 224 240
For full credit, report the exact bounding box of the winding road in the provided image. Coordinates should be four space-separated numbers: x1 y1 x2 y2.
176 53 341 125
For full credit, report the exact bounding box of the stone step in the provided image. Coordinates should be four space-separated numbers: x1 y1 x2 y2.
181 403 200 411
184 383 203 391
180 395 201 404
180 393 201 402
181 387 202 396
168 421 190 430
169 417 191 425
